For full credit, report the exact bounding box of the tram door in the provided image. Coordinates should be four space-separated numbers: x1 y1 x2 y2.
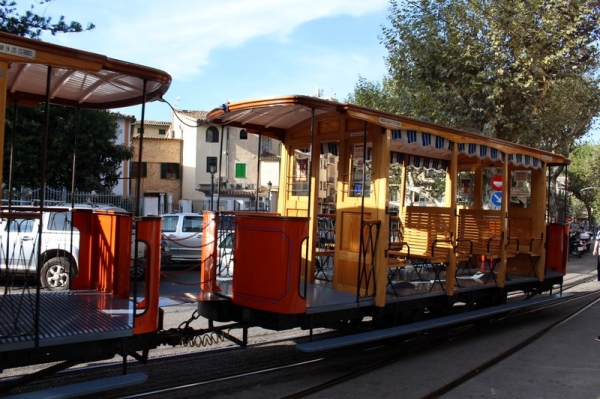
333 124 388 295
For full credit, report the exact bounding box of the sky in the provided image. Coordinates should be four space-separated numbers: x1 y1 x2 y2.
24 0 392 122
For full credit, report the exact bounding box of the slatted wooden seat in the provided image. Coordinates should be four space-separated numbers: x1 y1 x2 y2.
519 233 544 277
458 209 519 283
387 207 466 292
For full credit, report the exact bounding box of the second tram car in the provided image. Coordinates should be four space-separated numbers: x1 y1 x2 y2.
196 95 570 342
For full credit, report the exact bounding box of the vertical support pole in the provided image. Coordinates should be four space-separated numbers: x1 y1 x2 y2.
497 155 510 287
0 61 8 199
446 143 459 294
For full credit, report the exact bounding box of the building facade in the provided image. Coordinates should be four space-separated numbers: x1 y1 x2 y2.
130 120 182 215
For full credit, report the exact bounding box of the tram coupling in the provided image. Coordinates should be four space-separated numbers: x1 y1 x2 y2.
155 323 249 348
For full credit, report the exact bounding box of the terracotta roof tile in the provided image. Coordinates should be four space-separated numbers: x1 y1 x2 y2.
176 110 208 120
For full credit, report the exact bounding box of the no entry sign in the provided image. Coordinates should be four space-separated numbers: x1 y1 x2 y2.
491 175 502 191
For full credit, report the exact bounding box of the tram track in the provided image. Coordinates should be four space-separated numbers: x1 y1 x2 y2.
1 274 595 398
118 291 594 399
110 291 600 398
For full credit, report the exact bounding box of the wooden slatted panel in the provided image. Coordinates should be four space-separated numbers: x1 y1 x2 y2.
458 209 513 258
389 207 453 263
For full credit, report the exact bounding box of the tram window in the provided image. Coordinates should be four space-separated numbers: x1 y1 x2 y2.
482 167 503 209
457 171 474 207
350 144 371 198
510 170 531 208
404 166 445 206
292 154 310 197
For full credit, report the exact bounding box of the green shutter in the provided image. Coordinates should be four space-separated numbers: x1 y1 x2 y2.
235 163 246 178
160 163 166 179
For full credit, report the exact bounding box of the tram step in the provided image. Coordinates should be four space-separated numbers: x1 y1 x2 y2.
6 372 147 399
296 294 567 352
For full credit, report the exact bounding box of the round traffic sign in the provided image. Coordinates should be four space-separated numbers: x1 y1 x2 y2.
490 191 502 207
491 175 503 191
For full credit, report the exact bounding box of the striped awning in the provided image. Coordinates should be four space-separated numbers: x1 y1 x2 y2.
390 152 448 171
392 129 453 154
457 143 503 162
306 132 543 170
508 154 540 169
392 129 542 169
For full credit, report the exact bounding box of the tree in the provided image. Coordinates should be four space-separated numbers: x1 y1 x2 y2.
4 105 133 192
352 0 600 149
0 0 94 39
1 2 132 193
351 0 600 221
565 143 600 227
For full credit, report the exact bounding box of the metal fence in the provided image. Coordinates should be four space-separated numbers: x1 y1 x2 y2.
4 187 138 213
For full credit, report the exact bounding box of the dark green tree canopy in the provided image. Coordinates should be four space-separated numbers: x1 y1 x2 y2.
1 1 132 193
5 105 133 192
0 0 94 39
351 0 600 154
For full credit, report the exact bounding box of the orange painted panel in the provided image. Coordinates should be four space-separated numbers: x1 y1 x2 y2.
200 211 219 292
232 215 309 314
133 216 162 335
546 223 568 275
70 209 94 290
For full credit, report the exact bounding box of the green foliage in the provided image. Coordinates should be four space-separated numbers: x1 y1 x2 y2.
567 143 600 224
4 105 133 191
0 0 94 39
0 2 126 192
352 0 600 154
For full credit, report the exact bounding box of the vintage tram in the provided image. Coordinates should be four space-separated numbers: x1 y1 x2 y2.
0 31 571 394
196 95 570 349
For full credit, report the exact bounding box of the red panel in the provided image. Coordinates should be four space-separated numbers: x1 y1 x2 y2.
546 223 568 275
200 211 219 292
133 216 162 335
70 209 94 290
232 215 309 314
113 212 133 299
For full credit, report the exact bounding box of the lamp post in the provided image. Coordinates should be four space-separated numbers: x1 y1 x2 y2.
209 163 217 211
267 181 272 211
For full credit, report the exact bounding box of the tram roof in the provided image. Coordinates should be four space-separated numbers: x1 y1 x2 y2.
0 32 171 109
206 95 570 167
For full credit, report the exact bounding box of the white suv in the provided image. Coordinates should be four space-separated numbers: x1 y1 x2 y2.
0 208 80 290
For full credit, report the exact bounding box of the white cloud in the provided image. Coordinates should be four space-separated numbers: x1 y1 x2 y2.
34 0 389 119
45 0 388 80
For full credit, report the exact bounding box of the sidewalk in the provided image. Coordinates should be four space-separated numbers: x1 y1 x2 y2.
312 253 600 399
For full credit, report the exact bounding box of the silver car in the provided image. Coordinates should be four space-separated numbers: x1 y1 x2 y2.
161 213 203 262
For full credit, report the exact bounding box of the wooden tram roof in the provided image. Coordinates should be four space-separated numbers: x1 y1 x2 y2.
206 95 570 167
0 32 171 109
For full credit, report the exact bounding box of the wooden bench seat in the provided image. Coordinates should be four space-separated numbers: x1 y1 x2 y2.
518 234 544 277
458 209 519 282
387 207 467 293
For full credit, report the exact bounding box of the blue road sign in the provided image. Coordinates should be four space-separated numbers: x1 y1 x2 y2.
491 191 502 207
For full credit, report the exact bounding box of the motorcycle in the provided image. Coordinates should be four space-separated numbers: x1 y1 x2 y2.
569 231 585 258
579 231 592 252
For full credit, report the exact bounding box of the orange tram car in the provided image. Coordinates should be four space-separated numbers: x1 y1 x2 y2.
0 32 570 393
197 96 570 348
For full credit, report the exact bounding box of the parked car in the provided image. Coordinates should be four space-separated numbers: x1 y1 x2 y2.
161 213 203 262
130 239 172 280
0 208 80 291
